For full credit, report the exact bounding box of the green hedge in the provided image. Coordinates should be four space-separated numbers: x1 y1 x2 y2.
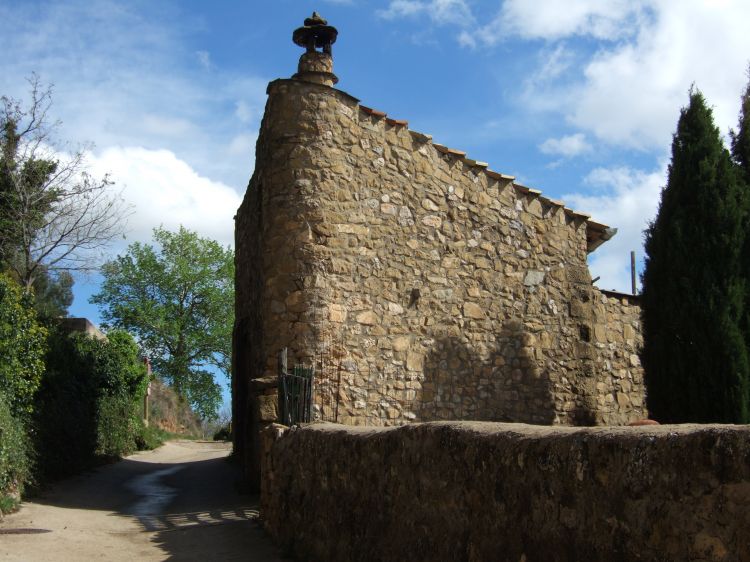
0 390 29 513
0 274 45 509
35 328 148 479
0 274 47 417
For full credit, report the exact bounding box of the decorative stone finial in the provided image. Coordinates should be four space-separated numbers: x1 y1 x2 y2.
293 12 338 55
292 12 339 86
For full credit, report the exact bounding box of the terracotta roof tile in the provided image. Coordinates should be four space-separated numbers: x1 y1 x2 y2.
359 105 387 118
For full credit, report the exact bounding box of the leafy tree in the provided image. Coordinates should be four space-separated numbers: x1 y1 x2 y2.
30 267 73 320
91 226 234 420
641 88 750 423
0 75 129 298
0 273 47 417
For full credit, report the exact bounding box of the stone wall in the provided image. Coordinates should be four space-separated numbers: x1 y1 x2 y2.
592 291 645 425
262 421 750 562
233 74 647 485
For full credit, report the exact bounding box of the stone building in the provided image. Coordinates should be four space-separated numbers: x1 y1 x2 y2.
233 14 645 487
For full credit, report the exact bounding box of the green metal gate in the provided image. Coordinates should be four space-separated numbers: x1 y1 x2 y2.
277 348 314 426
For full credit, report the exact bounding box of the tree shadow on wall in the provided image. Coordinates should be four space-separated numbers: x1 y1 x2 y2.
417 320 556 425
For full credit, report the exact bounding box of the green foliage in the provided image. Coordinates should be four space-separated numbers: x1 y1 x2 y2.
731 68 750 182
731 69 750 375
35 328 148 479
96 394 143 458
2 76 127 298
91 226 234 420
213 423 231 441
0 390 30 511
0 118 59 273
136 426 200 451
32 268 74 321
641 89 750 423
0 493 19 514
135 425 170 451
0 273 47 417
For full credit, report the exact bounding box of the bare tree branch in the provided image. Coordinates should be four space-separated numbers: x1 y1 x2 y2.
1 75 132 289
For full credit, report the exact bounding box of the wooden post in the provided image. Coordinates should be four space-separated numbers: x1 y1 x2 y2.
631 251 637 295
143 357 152 426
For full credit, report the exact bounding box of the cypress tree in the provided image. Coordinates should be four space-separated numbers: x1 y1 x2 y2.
730 70 750 370
641 89 749 423
731 70 750 179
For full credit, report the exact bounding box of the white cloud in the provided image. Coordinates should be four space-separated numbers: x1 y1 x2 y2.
451 1 750 152
568 0 750 149
235 101 256 124
506 0 750 150
498 0 648 41
140 114 197 138
564 165 665 292
459 0 646 48
377 0 474 26
196 50 211 70
533 44 574 83
228 133 257 157
0 0 268 191
379 0 427 19
88 147 242 249
539 133 591 157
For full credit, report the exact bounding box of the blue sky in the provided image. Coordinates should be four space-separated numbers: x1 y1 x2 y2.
2 0 750 399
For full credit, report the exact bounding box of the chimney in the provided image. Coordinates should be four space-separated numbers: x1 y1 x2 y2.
292 12 339 86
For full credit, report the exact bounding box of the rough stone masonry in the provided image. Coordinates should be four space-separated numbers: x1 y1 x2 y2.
233 14 646 487
261 422 750 562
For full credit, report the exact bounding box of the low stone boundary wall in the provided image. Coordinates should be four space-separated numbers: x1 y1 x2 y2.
261 422 750 561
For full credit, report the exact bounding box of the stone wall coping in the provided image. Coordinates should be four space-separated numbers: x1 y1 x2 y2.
360 104 387 118
538 195 565 207
564 207 591 219
385 117 408 127
267 77 614 253
291 420 742 439
485 169 515 181
598 288 641 302
462 157 488 168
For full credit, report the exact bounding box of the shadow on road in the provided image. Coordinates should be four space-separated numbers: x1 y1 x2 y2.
25 441 287 561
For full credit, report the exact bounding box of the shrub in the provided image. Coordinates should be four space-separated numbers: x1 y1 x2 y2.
35 328 148 479
135 425 168 451
213 423 231 441
0 390 29 513
96 393 143 459
0 274 47 417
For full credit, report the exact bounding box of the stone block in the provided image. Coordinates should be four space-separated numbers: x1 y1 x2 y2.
256 393 278 422
421 215 442 228
356 310 379 325
329 304 347 323
523 270 545 286
463 302 484 319
406 352 423 371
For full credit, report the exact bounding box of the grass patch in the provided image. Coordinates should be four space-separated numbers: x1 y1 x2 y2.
136 426 201 451
0 493 19 515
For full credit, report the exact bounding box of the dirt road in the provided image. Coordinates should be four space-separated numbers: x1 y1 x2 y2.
0 441 285 561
